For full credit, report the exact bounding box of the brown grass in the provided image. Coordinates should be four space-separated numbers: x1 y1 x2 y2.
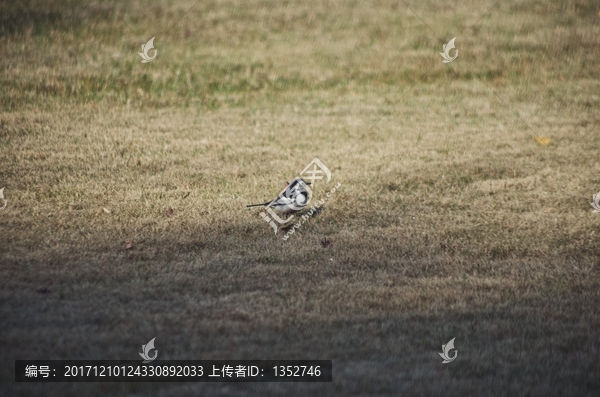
1 0 600 396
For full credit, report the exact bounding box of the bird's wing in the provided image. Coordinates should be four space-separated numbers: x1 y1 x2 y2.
248 178 310 209
269 195 294 207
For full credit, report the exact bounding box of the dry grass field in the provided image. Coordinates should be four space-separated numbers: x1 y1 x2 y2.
1 0 600 396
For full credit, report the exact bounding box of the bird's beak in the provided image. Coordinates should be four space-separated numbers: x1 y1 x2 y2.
306 182 311 185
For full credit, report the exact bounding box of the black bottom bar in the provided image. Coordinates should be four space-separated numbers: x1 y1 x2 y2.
15 360 332 382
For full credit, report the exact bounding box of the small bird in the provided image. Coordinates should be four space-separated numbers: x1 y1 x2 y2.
247 178 311 214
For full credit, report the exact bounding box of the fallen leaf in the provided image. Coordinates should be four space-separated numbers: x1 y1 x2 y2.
320 237 332 248
36 288 51 294
534 136 552 146
125 241 134 250
167 207 173 217
544 208 553 212
102 207 111 214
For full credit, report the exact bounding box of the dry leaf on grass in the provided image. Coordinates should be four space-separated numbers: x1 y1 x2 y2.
125 241 134 250
167 207 173 217
102 207 111 214
534 137 552 146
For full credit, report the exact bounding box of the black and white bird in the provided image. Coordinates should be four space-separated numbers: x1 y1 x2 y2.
247 178 311 214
